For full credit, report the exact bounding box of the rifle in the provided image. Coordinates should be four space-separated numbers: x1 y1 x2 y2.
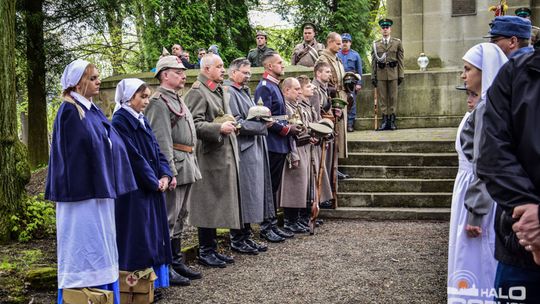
310 138 326 235
373 88 379 130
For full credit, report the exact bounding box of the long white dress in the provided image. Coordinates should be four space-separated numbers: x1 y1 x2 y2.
447 112 497 301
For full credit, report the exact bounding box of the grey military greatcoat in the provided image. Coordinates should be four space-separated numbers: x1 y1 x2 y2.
228 84 275 223
184 74 242 229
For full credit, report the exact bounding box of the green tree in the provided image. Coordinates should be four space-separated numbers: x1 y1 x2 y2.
23 0 49 169
270 0 381 71
0 0 31 242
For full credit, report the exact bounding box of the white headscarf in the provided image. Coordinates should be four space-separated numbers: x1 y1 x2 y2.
61 59 90 90
462 43 508 101
114 78 145 106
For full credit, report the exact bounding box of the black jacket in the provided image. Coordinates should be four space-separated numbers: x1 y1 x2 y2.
478 48 540 270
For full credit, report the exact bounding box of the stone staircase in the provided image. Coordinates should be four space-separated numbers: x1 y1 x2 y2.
320 128 458 221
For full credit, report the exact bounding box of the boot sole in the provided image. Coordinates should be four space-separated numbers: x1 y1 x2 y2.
197 259 226 268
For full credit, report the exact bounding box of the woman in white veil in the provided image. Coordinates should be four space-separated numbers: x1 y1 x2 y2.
447 42 508 301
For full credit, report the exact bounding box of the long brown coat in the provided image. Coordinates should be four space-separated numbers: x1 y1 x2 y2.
278 100 311 208
184 74 241 229
316 49 348 159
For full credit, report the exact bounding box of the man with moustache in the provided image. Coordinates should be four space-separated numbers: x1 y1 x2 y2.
184 53 240 268
226 58 274 254
254 51 304 242
291 22 325 67
145 55 202 285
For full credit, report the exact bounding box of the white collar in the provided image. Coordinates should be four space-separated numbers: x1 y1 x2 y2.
70 92 93 110
121 103 143 120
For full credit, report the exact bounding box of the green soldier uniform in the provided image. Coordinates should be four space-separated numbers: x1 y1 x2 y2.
371 18 404 131
247 31 275 67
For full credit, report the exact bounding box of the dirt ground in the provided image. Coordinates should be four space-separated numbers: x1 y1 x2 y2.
160 220 448 304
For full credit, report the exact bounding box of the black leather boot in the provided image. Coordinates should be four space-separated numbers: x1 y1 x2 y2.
169 265 190 286
214 251 235 264
198 228 226 268
170 238 202 279
245 238 268 252
377 114 389 131
390 113 397 130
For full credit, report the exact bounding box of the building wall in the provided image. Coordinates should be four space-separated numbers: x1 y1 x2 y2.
388 0 538 69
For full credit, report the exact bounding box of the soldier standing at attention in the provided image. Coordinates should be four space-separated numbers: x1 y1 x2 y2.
184 53 240 268
247 31 275 67
337 33 363 132
145 56 203 285
371 18 404 131
291 22 325 67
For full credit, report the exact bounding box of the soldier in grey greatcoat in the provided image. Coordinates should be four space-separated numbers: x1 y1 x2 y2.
184 53 241 268
227 58 274 254
145 55 202 285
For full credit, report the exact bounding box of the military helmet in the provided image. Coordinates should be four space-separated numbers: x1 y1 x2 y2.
247 99 273 122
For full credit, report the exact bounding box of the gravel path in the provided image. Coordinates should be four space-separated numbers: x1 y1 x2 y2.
161 219 448 304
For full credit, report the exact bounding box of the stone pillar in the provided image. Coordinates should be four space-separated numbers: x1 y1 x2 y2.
386 0 402 39
401 0 424 69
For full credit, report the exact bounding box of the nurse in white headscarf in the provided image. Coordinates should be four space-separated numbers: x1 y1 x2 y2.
45 60 137 304
111 78 175 291
447 43 508 301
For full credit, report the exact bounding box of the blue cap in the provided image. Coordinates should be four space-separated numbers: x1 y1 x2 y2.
484 16 532 39
341 33 352 41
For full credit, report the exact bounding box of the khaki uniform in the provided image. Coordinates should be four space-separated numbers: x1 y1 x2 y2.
371 37 404 115
316 49 348 159
532 26 540 45
145 86 202 238
291 40 325 67
184 74 242 229
247 45 275 67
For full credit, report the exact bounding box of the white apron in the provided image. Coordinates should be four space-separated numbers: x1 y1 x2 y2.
56 198 119 289
447 112 497 302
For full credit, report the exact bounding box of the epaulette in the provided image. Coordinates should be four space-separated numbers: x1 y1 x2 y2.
150 91 162 100
248 48 257 53
262 80 267 86
392 37 401 42
191 80 201 89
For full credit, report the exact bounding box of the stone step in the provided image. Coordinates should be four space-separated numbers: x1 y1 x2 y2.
347 140 455 153
339 178 454 193
340 152 458 166
337 192 452 208
319 207 450 221
339 165 458 179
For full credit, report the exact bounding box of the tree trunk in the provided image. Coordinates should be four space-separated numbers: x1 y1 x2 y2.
0 0 31 243
25 0 48 168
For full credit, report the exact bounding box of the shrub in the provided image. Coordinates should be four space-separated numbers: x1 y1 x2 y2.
10 195 55 242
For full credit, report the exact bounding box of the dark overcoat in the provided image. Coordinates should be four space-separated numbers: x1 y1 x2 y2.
112 108 172 271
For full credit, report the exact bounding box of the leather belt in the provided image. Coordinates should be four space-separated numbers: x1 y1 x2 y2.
173 143 194 153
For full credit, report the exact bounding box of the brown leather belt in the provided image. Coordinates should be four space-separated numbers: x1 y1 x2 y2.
173 143 194 153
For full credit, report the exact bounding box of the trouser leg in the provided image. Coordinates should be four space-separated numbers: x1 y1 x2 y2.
387 79 398 115
377 80 388 115
347 92 357 128
261 152 286 231
166 183 191 239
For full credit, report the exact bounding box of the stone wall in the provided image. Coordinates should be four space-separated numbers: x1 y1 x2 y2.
96 65 313 118
99 67 466 131
355 69 467 130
